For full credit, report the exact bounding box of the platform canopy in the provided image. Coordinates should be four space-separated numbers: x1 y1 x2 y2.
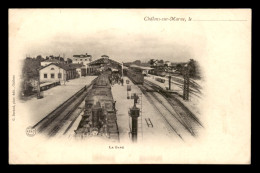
129 64 154 70
110 68 119 72
88 57 122 67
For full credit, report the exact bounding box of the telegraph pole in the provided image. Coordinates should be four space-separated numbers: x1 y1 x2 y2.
183 65 190 101
168 75 171 90
37 69 42 99
122 62 124 78
58 67 61 84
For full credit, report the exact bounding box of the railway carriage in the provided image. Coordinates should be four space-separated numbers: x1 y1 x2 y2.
155 77 166 83
74 72 119 142
126 68 144 85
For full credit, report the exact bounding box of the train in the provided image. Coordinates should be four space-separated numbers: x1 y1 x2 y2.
149 69 167 77
74 71 119 142
126 68 144 85
155 77 165 83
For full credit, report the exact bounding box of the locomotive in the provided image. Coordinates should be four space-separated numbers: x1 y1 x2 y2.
74 71 119 142
126 68 144 85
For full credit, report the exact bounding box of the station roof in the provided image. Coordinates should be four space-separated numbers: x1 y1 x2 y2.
73 53 92 58
130 64 154 70
38 63 78 71
88 57 122 66
110 68 119 72
73 55 91 58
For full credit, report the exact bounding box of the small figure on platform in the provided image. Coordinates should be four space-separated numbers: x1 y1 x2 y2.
113 101 116 111
121 78 124 86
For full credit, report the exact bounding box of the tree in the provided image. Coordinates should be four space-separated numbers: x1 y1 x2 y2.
36 55 44 61
21 58 41 96
133 60 141 65
176 64 183 72
188 59 201 79
23 81 34 96
158 59 164 64
22 58 41 79
149 59 155 66
67 58 72 64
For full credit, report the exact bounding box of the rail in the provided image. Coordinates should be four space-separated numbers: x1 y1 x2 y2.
145 118 153 128
142 84 196 136
33 78 97 130
138 85 183 140
144 79 202 126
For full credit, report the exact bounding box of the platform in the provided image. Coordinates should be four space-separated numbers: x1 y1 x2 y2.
20 76 97 126
111 76 183 144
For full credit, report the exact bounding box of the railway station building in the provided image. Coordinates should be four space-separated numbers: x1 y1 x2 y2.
87 55 122 74
71 53 94 75
68 63 87 77
39 63 77 84
72 53 92 66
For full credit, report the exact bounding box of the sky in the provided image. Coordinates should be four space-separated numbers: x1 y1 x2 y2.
10 9 207 63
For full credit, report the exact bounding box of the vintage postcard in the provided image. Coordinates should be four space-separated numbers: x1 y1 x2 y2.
8 9 251 164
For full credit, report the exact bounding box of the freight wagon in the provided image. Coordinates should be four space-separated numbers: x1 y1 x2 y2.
74 72 119 142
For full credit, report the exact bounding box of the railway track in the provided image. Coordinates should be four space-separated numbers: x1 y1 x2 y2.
145 118 153 128
143 85 196 136
138 85 184 140
135 79 202 140
33 78 97 137
151 74 202 92
144 79 203 127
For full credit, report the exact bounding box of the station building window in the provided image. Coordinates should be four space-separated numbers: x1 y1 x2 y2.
51 73 55 78
51 68 55 70
44 74 47 78
58 73 62 78
80 59 82 61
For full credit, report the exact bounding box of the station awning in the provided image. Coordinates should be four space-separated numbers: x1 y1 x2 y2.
130 64 153 70
111 68 118 72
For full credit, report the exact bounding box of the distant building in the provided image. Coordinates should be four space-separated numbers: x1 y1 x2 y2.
69 63 87 77
41 59 65 67
88 56 121 74
101 55 109 59
72 53 92 66
164 61 171 66
38 63 77 83
170 63 177 68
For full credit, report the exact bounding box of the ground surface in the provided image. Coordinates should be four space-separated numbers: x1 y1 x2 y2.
145 74 204 116
19 76 97 126
19 74 203 144
110 76 199 144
